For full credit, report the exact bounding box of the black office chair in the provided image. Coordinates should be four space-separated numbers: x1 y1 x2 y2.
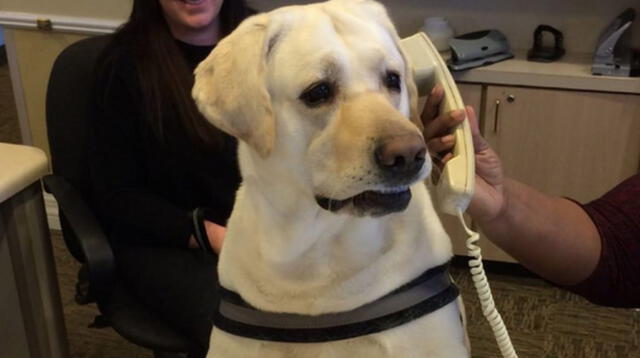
44 36 200 358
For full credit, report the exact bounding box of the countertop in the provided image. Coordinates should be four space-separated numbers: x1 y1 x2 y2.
0 143 48 203
449 49 640 95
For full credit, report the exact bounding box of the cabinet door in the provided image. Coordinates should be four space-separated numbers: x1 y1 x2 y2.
458 83 517 262
484 86 640 202
438 83 483 257
458 83 483 112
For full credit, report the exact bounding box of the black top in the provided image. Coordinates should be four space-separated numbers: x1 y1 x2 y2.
566 174 640 308
88 39 240 248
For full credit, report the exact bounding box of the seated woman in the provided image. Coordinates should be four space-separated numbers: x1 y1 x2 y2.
88 0 251 355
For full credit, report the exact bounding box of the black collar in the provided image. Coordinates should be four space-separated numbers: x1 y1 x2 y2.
214 261 459 343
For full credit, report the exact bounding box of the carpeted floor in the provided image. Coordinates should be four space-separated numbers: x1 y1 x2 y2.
2 53 638 357
49 230 639 358
51 230 152 358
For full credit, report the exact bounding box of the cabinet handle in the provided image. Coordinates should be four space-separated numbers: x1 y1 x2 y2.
493 99 501 133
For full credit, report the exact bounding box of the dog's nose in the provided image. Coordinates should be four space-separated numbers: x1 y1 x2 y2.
375 134 427 177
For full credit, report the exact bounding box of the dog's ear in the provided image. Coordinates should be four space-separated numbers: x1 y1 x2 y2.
193 14 275 158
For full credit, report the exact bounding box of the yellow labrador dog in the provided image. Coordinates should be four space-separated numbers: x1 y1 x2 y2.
193 0 469 357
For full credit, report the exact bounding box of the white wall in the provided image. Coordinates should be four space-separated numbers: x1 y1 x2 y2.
0 0 636 53
249 0 640 53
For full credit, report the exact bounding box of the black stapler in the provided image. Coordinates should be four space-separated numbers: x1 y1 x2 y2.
447 30 514 71
527 25 565 62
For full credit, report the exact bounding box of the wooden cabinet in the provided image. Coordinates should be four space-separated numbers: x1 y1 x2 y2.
443 84 640 262
458 83 483 111
442 83 518 262
484 86 640 202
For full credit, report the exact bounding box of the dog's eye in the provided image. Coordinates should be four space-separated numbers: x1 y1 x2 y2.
300 82 334 107
384 71 401 91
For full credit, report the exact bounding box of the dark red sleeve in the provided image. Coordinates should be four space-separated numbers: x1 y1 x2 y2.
563 174 640 308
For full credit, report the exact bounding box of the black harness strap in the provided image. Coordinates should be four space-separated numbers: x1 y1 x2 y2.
214 262 459 343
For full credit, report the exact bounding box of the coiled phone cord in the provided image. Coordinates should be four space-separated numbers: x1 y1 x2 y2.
457 211 518 358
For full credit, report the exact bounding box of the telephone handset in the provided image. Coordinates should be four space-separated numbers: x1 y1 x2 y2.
400 33 519 358
400 32 475 216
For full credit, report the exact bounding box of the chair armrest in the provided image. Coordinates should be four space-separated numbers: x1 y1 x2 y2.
43 174 115 300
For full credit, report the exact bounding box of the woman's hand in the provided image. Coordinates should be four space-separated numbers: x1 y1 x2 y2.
204 220 226 254
420 85 507 223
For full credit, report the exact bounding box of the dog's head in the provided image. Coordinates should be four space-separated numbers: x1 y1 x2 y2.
193 0 430 217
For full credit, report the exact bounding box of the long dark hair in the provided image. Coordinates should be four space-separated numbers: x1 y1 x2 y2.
101 0 251 150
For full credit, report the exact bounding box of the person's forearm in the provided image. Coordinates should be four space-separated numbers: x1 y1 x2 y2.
473 178 601 286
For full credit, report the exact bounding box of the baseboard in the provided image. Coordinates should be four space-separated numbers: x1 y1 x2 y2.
0 11 121 35
44 192 60 231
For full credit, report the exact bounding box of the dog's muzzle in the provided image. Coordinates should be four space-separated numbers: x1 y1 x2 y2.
315 133 426 216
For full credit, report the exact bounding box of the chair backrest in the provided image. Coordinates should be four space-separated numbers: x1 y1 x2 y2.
46 35 111 261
